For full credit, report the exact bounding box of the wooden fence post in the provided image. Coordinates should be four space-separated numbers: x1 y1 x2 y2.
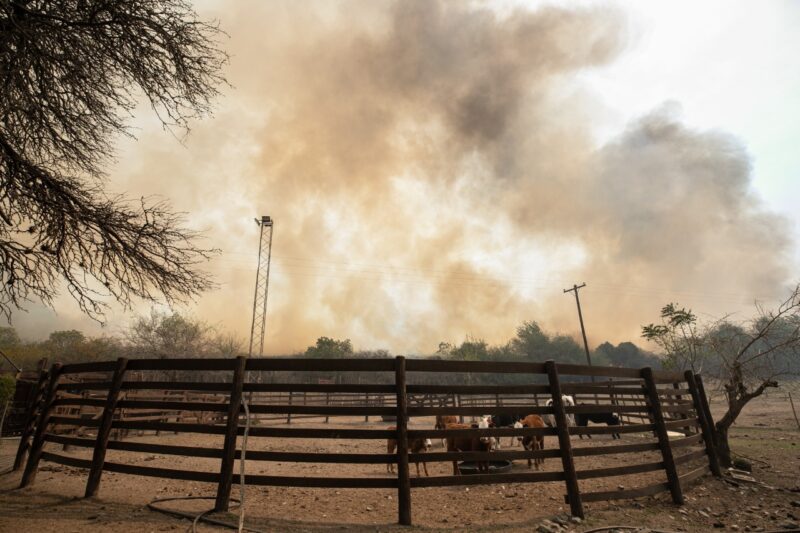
20 363 63 488
13 368 49 471
215 356 247 512
287 390 293 424
642 367 684 504
85 358 129 497
545 360 584 519
672 381 692 436
689 373 722 477
365 392 370 422
394 356 411 526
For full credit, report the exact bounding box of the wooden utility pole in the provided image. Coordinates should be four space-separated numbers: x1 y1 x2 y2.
564 283 594 382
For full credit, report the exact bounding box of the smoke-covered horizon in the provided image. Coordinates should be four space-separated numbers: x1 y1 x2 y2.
6 0 797 354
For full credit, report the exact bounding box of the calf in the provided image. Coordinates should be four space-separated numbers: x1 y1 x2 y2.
516 414 546 470
491 413 523 447
574 406 621 439
387 427 432 477
445 419 496 475
542 395 576 429
435 415 459 447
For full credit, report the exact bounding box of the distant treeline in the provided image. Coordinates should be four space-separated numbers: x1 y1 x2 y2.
1 313 661 386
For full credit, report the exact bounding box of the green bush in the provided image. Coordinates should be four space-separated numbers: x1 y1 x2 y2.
0 374 15 406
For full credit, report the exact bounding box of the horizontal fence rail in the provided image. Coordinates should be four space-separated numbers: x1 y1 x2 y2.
15 356 719 526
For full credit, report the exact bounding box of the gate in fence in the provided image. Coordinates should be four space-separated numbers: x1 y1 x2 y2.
13 356 721 526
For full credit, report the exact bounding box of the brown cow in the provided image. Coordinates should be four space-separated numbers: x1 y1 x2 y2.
435 415 459 447
516 414 546 470
387 427 432 477
445 420 495 475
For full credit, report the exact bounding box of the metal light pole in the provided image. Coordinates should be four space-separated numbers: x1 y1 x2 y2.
248 216 274 358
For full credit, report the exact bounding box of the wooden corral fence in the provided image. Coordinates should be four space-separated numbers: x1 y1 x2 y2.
14 357 721 526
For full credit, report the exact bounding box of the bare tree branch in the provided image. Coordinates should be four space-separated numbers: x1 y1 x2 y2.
0 0 227 321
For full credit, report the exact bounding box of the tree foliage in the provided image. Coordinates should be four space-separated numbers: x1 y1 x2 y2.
642 285 800 465
0 373 15 406
127 309 212 358
0 0 227 321
642 303 704 372
304 337 354 359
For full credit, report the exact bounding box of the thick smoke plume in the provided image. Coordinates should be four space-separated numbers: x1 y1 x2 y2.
17 1 794 353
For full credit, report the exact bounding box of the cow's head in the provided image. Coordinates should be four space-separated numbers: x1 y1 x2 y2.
513 420 524 443
477 416 493 446
423 438 433 451
609 414 621 426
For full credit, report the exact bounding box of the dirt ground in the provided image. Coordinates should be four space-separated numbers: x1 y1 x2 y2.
1 392 798 532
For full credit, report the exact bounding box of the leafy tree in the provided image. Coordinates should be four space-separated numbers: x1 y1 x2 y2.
0 373 15 406
642 286 800 466
549 333 587 365
0 327 20 348
41 329 120 364
0 0 227 321
642 303 705 373
127 310 211 358
212 333 246 358
44 330 85 355
304 337 354 359
594 341 661 369
509 321 550 359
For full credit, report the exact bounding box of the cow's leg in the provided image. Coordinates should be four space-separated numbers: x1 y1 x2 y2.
452 460 459 476
423 460 429 477
535 437 543 470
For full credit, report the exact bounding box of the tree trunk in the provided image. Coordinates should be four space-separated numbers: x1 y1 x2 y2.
714 423 732 468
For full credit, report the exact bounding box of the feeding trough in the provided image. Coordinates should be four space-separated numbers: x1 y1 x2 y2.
457 460 513 475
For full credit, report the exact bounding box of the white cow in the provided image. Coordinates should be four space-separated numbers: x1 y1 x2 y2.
542 395 576 428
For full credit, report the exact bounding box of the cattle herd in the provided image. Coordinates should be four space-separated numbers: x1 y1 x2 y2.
391 395 623 476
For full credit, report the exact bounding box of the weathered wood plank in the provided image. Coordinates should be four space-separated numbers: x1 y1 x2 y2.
572 441 660 457
411 471 565 487
244 474 397 488
688 372 722 477
103 461 220 482
576 460 664 480
547 360 583 519
20 363 63 488
406 384 551 395
13 369 49 471
394 356 412 526
246 358 395 372
60 361 117 374
215 355 246 512
85 357 128 498
407 427 557 439
642 367 684 505
40 451 92 469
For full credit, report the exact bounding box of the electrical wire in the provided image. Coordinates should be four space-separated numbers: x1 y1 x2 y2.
147 397 259 533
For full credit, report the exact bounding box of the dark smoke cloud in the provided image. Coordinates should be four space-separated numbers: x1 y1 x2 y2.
11 1 795 353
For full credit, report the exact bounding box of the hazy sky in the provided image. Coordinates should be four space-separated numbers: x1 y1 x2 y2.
10 1 800 355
